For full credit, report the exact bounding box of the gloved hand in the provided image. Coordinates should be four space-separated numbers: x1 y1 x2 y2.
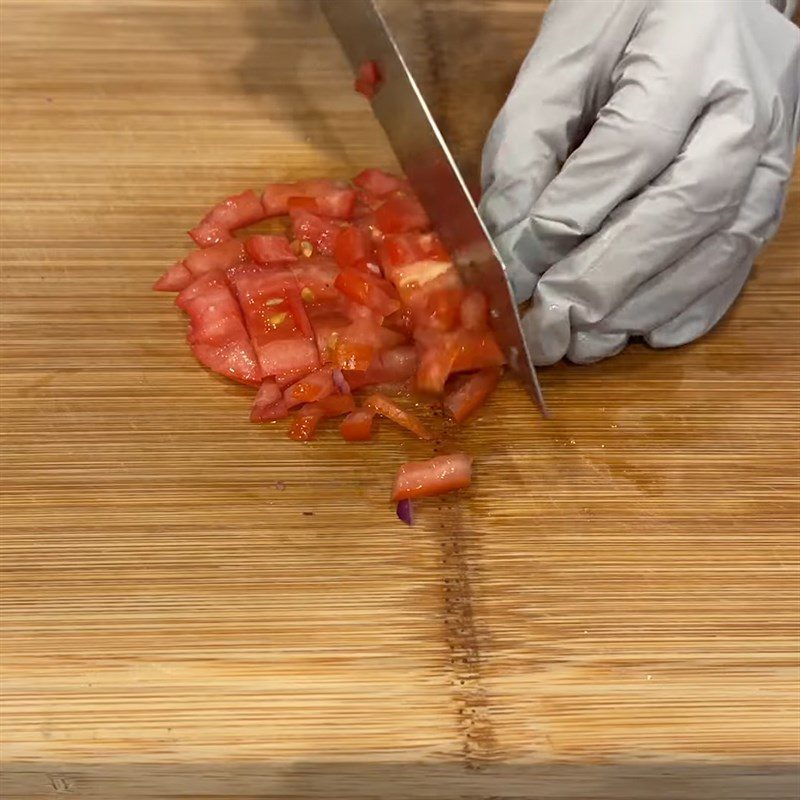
480 0 800 365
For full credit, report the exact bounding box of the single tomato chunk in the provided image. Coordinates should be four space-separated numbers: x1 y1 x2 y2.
316 393 357 417
334 225 375 270
416 335 461 395
364 393 431 441
391 454 473 502
290 208 342 256
245 234 297 265
451 330 505 373
176 270 262 386
184 238 248 281
334 268 400 317
345 345 418 390
375 196 431 234
229 264 320 378
443 367 502 423
250 379 289 422
352 169 408 198
283 365 335 409
262 179 352 217
154 260 192 292
189 190 265 247
354 59 382 100
288 404 325 441
340 408 376 441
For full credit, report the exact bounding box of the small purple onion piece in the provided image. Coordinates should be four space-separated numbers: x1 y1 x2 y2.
396 499 414 526
332 368 351 395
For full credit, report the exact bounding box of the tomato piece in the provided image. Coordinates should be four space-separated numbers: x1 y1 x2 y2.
451 330 505 373
353 168 408 198
283 365 335 409
416 335 461 395
181 239 248 282
423 287 465 332
286 192 356 219
244 235 297 265
316 393 356 417
250 379 290 422
334 225 375 270
383 306 414 337
364 393 431 440
340 408 376 441
154 260 192 292
290 209 342 256
261 179 352 217
189 190 265 247
345 345 418 390
229 264 320 377
286 196 320 215
443 367 502 423
391 454 473 502
375 196 431 234
289 256 341 305
176 271 262 386
334 268 400 317
354 59 382 100
330 316 381 371
288 405 325 441
460 289 489 331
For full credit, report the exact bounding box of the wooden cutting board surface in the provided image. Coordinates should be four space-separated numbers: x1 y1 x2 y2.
1 2 798 798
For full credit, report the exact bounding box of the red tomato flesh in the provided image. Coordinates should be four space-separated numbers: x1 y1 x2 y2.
340 408 376 441
288 405 325 441
334 268 400 317
353 168 408 198
283 366 335 409
391 454 473 502
245 235 297 265
334 225 374 270
154 260 192 292
443 367 502 423
182 239 248 283
290 209 342 256
176 271 262 386
364 393 431 441
250 379 289 422
354 60 382 100
316 393 357 417
262 179 351 217
375 196 431 234
189 190 265 247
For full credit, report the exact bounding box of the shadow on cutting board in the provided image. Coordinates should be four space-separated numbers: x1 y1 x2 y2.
2 759 797 799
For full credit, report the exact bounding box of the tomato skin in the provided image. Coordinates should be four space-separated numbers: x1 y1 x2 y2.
443 367 502 423
283 365 335 409
340 408 376 441
451 330 505 373
391 454 473 501
245 235 297 265
375 196 430 234
176 270 263 387
354 60 382 99
250 379 290 422
334 268 400 317
364 393 431 440
183 239 248 281
290 209 342 256
154 260 192 292
353 169 408 198
189 190 265 247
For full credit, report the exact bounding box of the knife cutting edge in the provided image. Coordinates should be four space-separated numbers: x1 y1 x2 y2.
320 0 549 417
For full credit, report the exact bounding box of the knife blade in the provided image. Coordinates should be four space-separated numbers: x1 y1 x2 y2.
320 0 548 416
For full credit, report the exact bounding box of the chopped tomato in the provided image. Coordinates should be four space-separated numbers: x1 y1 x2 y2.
189 190 265 247
154 260 192 292
416 335 460 395
229 264 320 377
330 315 382 372
334 225 374 270
353 168 408 198
391 454 473 501
460 289 489 331
287 191 356 219
176 271 262 386
290 256 341 304
451 330 505 373
316 393 357 417
286 196 319 215
182 239 248 282
364 393 431 440
354 59 382 100
443 367 502 423
283 366 335 409
250 379 290 422
262 179 351 217
375 196 430 234
290 209 342 256
423 287 465 332
245 234 297 265
288 404 325 441
340 408 376 441
346 345 417 390
334 268 400 317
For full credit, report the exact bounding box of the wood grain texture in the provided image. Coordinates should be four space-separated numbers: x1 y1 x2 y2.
1 1 798 798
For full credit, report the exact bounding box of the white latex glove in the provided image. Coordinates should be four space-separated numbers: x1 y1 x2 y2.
480 0 800 365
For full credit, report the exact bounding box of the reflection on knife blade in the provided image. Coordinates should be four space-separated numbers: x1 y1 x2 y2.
320 0 548 417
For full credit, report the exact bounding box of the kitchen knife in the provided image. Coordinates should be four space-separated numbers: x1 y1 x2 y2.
320 0 548 416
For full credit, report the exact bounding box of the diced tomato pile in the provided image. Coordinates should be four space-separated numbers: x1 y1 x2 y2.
155 169 505 516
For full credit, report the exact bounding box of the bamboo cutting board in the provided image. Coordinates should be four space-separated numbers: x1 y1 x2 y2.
1 1 798 798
